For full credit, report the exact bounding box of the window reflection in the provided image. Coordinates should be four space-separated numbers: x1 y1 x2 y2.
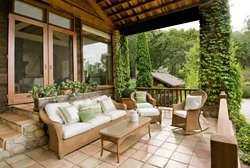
83 37 112 85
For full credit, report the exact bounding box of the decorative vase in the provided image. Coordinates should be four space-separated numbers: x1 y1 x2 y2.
130 110 138 122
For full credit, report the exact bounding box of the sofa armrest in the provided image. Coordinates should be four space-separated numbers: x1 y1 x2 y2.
112 100 127 110
173 102 185 111
146 93 156 107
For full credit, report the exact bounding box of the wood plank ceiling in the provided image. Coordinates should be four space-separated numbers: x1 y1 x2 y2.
95 0 211 28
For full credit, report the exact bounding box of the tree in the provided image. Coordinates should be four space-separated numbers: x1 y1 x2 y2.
116 35 130 100
179 40 200 88
128 35 137 78
136 32 153 87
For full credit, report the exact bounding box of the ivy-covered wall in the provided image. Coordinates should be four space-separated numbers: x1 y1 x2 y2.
199 0 242 117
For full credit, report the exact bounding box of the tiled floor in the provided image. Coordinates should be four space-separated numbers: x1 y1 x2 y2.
0 110 217 168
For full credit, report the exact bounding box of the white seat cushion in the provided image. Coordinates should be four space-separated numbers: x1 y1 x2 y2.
104 110 126 120
62 122 93 139
71 99 92 109
87 115 111 128
91 95 108 104
136 103 153 108
174 110 187 118
137 108 159 116
45 102 71 124
184 95 202 110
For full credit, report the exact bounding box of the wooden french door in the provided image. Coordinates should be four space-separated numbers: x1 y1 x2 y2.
8 14 77 104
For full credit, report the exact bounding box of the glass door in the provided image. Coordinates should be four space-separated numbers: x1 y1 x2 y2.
8 14 48 104
48 26 77 86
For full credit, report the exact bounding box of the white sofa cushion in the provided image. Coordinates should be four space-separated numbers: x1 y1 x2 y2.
62 122 93 139
58 106 80 124
104 110 126 120
136 103 153 109
87 115 111 128
137 108 160 116
174 110 187 118
99 98 116 113
91 95 108 104
184 95 202 110
45 102 71 124
71 99 92 109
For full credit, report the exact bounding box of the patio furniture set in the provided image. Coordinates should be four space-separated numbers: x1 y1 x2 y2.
39 90 207 162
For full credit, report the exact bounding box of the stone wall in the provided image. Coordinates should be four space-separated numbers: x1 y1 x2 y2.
0 1 9 113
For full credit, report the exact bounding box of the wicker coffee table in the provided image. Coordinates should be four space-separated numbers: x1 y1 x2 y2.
99 116 151 163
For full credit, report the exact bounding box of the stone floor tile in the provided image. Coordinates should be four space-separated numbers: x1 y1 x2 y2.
66 152 89 165
119 158 144 168
154 148 174 158
141 163 158 168
165 160 188 168
50 160 74 168
39 155 62 167
148 139 164 147
5 154 28 165
166 136 182 144
121 148 137 157
131 150 152 162
79 145 100 155
176 145 195 155
170 151 192 164
193 148 211 159
131 142 145 149
26 148 46 157
139 144 158 154
27 163 44 168
180 139 198 148
104 154 128 167
189 156 211 168
195 142 210 151
161 142 178 151
11 158 36 168
78 157 102 168
146 155 169 168
30 150 55 162
93 150 113 161
96 162 117 168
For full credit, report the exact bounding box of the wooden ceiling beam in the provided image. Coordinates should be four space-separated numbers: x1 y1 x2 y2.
102 0 131 12
96 0 106 5
108 0 156 17
113 0 182 24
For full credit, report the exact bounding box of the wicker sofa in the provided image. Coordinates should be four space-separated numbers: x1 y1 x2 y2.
39 95 127 159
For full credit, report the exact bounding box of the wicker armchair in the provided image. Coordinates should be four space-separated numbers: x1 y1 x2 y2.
171 90 208 134
131 91 161 124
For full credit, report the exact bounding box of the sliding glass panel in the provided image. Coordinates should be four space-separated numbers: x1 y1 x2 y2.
53 31 73 86
83 37 112 85
15 21 44 93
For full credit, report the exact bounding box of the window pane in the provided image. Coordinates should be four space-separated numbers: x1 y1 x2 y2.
83 37 112 85
14 0 44 21
53 31 73 86
49 12 72 30
15 21 44 93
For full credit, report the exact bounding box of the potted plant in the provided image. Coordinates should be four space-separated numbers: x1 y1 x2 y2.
121 77 135 109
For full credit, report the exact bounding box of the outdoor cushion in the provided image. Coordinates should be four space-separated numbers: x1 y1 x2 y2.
104 110 126 120
78 109 96 122
136 91 147 103
136 103 153 109
174 110 187 118
62 122 93 139
91 95 108 104
71 99 92 109
87 115 111 128
45 102 71 124
79 104 102 116
137 108 160 116
99 98 116 113
136 97 147 103
58 106 80 124
184 95 202 110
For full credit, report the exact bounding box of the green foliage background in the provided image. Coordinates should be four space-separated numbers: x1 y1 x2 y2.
136 32 153 87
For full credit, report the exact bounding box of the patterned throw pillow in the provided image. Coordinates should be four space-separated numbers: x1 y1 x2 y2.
99 98 116 114
58 106 80 124
136 91 147 103
79 104 102 116
78 109 96 122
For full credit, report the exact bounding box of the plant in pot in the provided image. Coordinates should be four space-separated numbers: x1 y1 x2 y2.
121 78 135 109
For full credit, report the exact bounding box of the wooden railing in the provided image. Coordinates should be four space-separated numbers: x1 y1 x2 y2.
210 91 239 168
135 87 198 107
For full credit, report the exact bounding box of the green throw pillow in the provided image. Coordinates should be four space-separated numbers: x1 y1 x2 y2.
78 108 96 122
79 104 102 116
136 96 147 103
136 91 146 98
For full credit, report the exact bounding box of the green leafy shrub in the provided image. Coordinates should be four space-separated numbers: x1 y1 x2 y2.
242 87 250 98
121 77 134 98
27 84 58 99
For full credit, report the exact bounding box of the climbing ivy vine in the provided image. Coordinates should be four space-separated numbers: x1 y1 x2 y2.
200 0 250 164
116 35 130 100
